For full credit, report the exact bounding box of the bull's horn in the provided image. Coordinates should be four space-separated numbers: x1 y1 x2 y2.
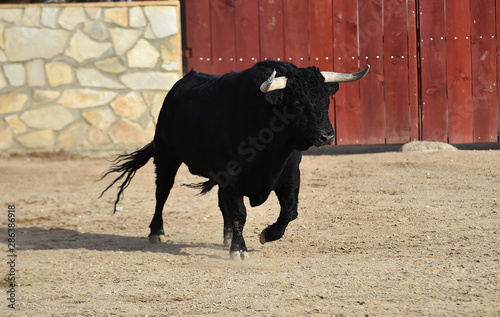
260 69 287 92
321 65 370 83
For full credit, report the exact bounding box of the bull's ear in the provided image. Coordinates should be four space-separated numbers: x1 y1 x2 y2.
326 82 339 96
264 90 285 105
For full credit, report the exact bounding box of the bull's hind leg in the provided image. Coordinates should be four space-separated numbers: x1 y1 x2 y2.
149 156 181 243
218 189 248 260
260 166 299 244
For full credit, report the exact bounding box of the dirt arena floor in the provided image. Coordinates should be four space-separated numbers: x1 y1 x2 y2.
1 149 499 316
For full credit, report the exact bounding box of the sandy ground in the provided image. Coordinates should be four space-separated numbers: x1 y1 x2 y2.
0 149 499 316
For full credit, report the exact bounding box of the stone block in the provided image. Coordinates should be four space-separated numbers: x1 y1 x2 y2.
161 33 181 55
127 39 160 68
85 7 101 20
104 7 128 27
5 27 70 62
26 59 47 87
0 9 23 25
129 7 147 27
141 91 155 107
58 7 87 30
3 63 26 87
16 129 54 149
110 92 147 120
161 34 181 71
0 68 7 89
33 89 60 106
88 127 110 145
23 6 41 27
65 30 112 63
41 7 60 29
0 120 13 150
145 119 155 141
161 60 180 72
57 122 89 148
109 28 142 56
144 7 178 38
76 68 125 89
95 57 126 74
0 93 27 114
143 24 155 40
121 72 179 91
20 105 75 131
5 115 27 134
58 89 117 109
143 92 165 123
82 108 116 130
84 21 109 41
45 61 74 87
109 119 146 144
0 24 4 49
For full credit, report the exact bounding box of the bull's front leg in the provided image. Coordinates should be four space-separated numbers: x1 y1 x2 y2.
218 188 248 260
260 166 299 244
217 190 233 247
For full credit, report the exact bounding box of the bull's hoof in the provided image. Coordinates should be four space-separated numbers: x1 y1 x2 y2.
148 234 167 243
230 250 249 261
259 229 268 244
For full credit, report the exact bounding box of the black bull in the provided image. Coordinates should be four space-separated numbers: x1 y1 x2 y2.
101 61 369 260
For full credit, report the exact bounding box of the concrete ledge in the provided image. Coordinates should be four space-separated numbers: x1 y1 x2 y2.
304 142 500 156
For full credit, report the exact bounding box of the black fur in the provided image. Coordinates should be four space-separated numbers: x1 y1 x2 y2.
182 180 217 195
99 143 153 212
101 61 346 257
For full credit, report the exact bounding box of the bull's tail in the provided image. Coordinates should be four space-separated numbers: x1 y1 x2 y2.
99 142 154 212
182 179 217 195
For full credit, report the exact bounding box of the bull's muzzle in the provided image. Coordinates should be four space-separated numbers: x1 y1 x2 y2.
314 131 335 146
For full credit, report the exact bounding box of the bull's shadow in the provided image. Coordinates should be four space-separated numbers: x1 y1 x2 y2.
0 226 224 257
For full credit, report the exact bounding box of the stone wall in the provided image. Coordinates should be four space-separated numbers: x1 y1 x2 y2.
0 1 182 157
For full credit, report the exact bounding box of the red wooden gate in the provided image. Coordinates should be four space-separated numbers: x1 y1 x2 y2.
420 0 499 144
183 0 500 145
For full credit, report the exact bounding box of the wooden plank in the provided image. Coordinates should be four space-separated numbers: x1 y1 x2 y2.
358 0 384 144
407 0 420 141
309 0 334 70
283 0 309 68
309 0 335 133
419 0 447 142
210 0 236 74
259 0 285 61
471 0 498 143
333 0 361 145
234 0 260 71
497 0 500 143
384 0 411 144
184 0 212 73
446 0 473 144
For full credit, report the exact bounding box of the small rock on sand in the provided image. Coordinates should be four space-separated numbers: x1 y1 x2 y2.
401 141 458 152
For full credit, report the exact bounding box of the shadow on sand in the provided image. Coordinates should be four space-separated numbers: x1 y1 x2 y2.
0 226 225 257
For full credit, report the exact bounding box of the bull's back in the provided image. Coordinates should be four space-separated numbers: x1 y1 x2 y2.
156 71 241 178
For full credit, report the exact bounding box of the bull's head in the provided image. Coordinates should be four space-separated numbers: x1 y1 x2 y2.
260 65 370 149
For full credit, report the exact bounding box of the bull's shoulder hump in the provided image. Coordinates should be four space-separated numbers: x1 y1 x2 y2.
187 70 222 81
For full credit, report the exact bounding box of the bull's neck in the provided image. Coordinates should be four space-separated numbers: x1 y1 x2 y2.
240 105 296 163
